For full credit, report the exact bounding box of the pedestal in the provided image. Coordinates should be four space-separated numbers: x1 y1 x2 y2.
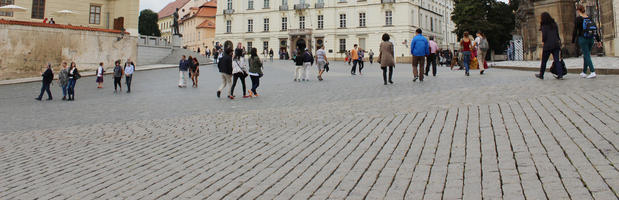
172 35 182 48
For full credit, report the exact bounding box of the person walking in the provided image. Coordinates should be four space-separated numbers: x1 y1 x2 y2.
315 45 328 81
425 36 439 77
231 48 250 99
410 29 429 82
67 62 80 101
460 32 473 76
35 63 54 101
294 50 304 82
379 33 395 85
190 57 200 88
178 55 188 88
350 45 360 75
113 60 124 93
358 48 365 75
535 12 564 80
368 49 374 64
58 62 69 100
217 46 233 99
269 48 274 62
475 32 489 75
302 48 313 81
96 62 104 88
124 60 135 92
248 48 264 97
187 56 193 81
573 4 601 79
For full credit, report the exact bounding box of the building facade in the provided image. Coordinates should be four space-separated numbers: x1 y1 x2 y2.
214 0 456 61
180 0 217 52
158 0 191 42
0 0 139 35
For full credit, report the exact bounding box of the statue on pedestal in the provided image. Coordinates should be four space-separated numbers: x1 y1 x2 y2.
172 8 181 36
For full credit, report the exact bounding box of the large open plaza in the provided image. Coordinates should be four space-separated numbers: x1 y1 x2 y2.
1 61 617 199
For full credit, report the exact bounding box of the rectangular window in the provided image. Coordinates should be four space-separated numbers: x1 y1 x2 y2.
0 0 14 17
385 11 392 26
226 20 231 33
282 0 287 6
430 17 434 31
359 13 366 27
263 41 269 52
339 39 346 53
264 18 269 32
299 16 305 30
248 19 253 32
317 15 324 29
247 42 253 50
339 14 346 28
264 0 270 8
31 0 45 19
281 17 288 31
227 0 232 10
89 5 101 24
248 0 254 9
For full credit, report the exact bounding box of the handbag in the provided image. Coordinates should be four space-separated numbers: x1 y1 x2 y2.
324 63 330 72
550 51 567 76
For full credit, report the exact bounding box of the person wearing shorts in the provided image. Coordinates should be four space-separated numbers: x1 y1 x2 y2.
315 45 328 81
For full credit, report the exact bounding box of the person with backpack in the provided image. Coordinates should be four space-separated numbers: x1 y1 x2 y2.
217 45 233 99
124 60 135 93
302 48 314 80
96 62 105 88
113 60 124 93
536 12 564 80
248 48 263 97
475 31 489 75
573 4 602 79
35 63 54 101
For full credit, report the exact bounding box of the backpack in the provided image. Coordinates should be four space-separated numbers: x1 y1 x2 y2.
479 38 489 51
582 17 597 38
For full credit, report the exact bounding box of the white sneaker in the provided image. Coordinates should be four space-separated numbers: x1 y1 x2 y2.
580 72 587 78
586 72 597 79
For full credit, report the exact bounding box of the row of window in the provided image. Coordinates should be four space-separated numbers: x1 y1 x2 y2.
226 11 392 33
239 38 350 54
229 0 327 10
0 0 102 25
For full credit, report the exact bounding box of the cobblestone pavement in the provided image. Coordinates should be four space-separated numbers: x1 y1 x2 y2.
0 61 618 199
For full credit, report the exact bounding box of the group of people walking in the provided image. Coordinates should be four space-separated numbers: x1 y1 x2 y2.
536 5 601 80
214 41 264 99
36 59 134 101
178 56 201 88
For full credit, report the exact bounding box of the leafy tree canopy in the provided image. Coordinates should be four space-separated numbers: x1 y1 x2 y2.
139 9 161 37
451 0 516 52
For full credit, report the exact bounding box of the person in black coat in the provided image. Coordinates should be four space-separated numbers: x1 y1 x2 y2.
217 45 234 98
36 63 54 101
536 12 564 80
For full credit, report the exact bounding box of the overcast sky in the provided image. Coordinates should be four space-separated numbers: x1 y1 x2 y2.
139 0 511 12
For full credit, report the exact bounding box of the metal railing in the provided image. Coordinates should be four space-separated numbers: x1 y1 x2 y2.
223 9 235 14
294 4 310 10
138 35 170 47
315 3 324 8
279 5 289 11
381 0 395 3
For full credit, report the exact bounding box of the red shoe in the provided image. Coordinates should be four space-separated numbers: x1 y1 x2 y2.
243 95 250 98
228 95 234 99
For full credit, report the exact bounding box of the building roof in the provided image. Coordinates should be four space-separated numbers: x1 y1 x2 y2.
194 6 217 17
203 0 217 8
158 0 191 19
197 19 215 29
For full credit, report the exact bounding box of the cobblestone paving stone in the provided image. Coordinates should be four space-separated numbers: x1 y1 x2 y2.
0 61 618 199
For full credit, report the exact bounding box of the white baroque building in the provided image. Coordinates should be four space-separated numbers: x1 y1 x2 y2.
215 0 456 61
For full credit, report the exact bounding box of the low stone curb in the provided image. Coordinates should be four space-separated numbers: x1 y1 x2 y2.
0 63 214 86
492 65 619 75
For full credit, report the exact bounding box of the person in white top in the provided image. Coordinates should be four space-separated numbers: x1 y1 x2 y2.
124 59 135 93
231 48 249 98
96 62 104 88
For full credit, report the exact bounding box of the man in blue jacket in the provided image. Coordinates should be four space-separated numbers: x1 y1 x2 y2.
410 28 429 82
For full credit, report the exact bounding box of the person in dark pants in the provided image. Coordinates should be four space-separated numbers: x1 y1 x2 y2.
536 12 563 80
573 4 601 79
379 33 395 85
425 36 439 77
248 48 263 97
231 48 249 99
113 60 124 93
67 62 80 101
35 63 54 101
350 44 359 75
410 28 429 81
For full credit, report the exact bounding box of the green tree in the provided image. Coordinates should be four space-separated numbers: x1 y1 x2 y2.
139 9 161 36
451 0 515 53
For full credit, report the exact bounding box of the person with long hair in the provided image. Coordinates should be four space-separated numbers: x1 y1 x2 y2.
475 31 489 75
67 62 80 101
379 33 395 85
536 12 564 79
190 57 199 88
460 31 473 76
58 62 69 100
231 48 250 99
573 4 601 79
248 48 264 97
